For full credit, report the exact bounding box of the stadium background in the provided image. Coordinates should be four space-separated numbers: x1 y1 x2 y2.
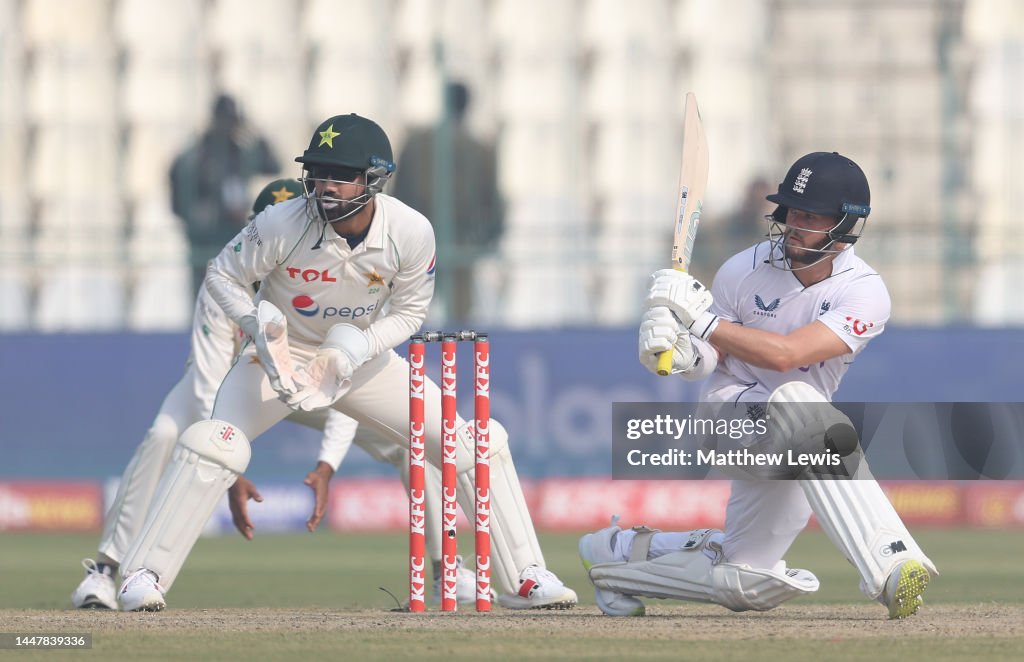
1 0 1022 538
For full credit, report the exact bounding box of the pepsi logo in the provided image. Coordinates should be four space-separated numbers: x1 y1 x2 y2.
293 295 320 317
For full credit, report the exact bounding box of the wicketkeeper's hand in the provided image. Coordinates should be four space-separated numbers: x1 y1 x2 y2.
285 324 370 412
645 268 720 340
239 301 303 398
639 307 700 375
228 475 263 541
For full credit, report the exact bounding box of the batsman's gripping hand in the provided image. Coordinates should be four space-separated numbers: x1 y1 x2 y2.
639 307 700 375
239 301 303 398
285 324 370 412
645 268 720 340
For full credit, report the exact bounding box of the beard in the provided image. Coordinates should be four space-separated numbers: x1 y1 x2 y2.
784 233 832 265
317 195 363 226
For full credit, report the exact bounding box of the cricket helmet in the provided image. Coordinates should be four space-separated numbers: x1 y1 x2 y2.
296 114 395 224
250 178 305 218
766 151 871 244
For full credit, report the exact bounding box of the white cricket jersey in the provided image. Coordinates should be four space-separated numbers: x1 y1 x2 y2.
702 241 890 402
206 193 436 359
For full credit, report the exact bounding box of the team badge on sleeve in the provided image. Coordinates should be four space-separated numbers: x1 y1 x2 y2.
844 317 875 336
426 255 436 279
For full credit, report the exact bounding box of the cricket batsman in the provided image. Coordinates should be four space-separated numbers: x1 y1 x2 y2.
114 114 577 612
579 152 937 618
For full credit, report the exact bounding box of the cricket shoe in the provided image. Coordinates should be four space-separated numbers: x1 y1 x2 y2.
497 564 578 610
71 559 118 610
880 559 931 619
118 568 166 612
430 555 492 606
578 516 646 616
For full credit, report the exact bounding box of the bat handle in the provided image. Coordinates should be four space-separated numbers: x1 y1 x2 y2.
656 350 673 376
654 264 688 377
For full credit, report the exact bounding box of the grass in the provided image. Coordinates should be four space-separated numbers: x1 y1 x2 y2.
0 528 1021 660
3 528 1021 609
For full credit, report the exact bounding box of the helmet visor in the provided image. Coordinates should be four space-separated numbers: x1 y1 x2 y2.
301 167 372 224
763 211 863 271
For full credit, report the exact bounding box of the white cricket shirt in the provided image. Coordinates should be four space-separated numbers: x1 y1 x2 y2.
206 193 436 359
702 241 890 402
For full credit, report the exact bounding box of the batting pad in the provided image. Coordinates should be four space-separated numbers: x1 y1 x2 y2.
799 474 938 598
119 420 251 590
590 532 818 611
455 420 545 595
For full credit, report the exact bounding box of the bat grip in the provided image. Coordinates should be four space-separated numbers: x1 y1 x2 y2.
656 349 673 376
654 264 689 377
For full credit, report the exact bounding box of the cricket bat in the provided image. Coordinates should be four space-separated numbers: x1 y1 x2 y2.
656 92 710 376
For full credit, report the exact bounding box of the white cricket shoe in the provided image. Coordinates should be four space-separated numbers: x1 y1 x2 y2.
71 559 118 610
579 516 646 616
118 568 166 612
430 556 491 606
881 559 931 619
496 564 577 610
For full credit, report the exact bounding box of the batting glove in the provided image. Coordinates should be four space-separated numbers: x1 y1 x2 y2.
644 268 720 340
638 307 700 375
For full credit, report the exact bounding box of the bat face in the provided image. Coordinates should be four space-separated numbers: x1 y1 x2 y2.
672 185 701 269
657 92 710 376
669 92 710 273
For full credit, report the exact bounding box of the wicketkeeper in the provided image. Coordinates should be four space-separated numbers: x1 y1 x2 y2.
114 114 577 612
72 179 478 611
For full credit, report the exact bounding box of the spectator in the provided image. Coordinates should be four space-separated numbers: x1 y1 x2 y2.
170 94 280 295
394 82 504 323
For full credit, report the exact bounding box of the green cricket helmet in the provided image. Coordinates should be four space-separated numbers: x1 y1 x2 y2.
296 114 395 224
250 178 305 219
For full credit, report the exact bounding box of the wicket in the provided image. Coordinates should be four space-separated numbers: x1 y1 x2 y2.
408 331 491 613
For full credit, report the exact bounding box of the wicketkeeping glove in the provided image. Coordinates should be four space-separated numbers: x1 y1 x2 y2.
285 324 370 412
644 268 720 340
238 301 302 397
638 306 699 375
